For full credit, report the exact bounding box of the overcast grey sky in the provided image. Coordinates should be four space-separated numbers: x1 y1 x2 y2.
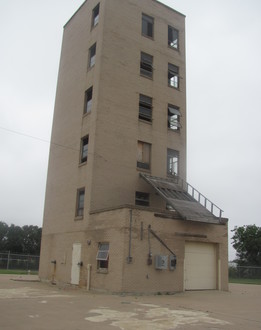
1 0 261 260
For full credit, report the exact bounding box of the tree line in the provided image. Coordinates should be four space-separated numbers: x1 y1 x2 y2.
0 221 41 255
1 221 260 263
231 224 261 266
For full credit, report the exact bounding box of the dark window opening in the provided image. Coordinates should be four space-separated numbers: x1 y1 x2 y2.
142 14 154 38
76 188 85 217
167 148 179 177
89 43 96 68
166 203 175 211
92 3 100 27
168 63 179 89
84 87 93 114
135 191 150 206
168 25 179 49
168 104 181 131
139 94 152 122
140 52 153 78
137 141 151 170
81 136 89 163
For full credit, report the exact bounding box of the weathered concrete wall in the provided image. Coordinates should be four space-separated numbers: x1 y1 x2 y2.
40 207 228 293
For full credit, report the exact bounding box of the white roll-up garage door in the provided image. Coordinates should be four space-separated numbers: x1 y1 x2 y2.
184 242 217 290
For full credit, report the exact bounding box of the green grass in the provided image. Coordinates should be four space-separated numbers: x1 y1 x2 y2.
0 269 38 275
229 277 261 285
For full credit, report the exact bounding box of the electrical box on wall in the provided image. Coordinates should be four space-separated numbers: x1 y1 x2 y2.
155 255 168 270
169 254 177 270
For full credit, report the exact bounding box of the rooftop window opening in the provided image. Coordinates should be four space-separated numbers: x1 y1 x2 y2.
137 141 151 170
92 3 100 27
142 13 154 38
168 25 179 49
80 136 89 163
135 191 150 206
140 52 153 78
167 148 179 177
84 87 93 114
168 63 179 89
89 43 96 68
168 104 181 131
139 94 152 122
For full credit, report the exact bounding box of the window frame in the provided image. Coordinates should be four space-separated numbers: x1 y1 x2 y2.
137 141 151 170
96 242 109 271
168 25 179 50
75 188 85 218
92 3 100 28
84 86 93 115
168 63 179 89
140 52 153 78
139 94 152 122
167 148 179 177
80 135 89 164
88 43 96 68
142 13 154 39
168 104 181 131
135 191 150 207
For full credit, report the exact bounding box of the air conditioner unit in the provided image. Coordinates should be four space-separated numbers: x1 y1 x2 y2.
155 255 168 270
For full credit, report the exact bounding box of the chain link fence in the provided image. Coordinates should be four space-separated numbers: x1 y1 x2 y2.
0 252 39 272
229 263 261 280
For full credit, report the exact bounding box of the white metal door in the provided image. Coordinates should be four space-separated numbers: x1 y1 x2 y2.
184 242 217 290
71 243 81 285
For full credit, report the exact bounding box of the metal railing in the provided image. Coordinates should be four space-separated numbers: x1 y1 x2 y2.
170 175 224 219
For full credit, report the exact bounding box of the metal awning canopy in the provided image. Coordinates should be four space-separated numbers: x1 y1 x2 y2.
140 173 221 224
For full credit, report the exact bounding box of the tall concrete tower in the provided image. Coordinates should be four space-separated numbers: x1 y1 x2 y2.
39 0 228 293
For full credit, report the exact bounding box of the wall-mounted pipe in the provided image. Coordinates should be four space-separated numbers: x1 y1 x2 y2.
140 221 144 240
87 264 92 291
51 260 56 284
147 225 152 265
127 209 133 263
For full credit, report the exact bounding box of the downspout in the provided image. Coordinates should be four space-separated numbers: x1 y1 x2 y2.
51 260 56 284
87 264 92 291
127 209 133 263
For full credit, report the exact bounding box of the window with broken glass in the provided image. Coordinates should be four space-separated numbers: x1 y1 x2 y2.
142 13 154 38
168 104 181 131
167 148 179 177
135 191 150 206
76 188 85 217
168 25 179 49
140 52 153 78
137 141 151 170
84 87 93 114
139 94 152 122
92 3 100 27
96 243 109 270
89 43 96 68
80 136 89 163
168 63 179 89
